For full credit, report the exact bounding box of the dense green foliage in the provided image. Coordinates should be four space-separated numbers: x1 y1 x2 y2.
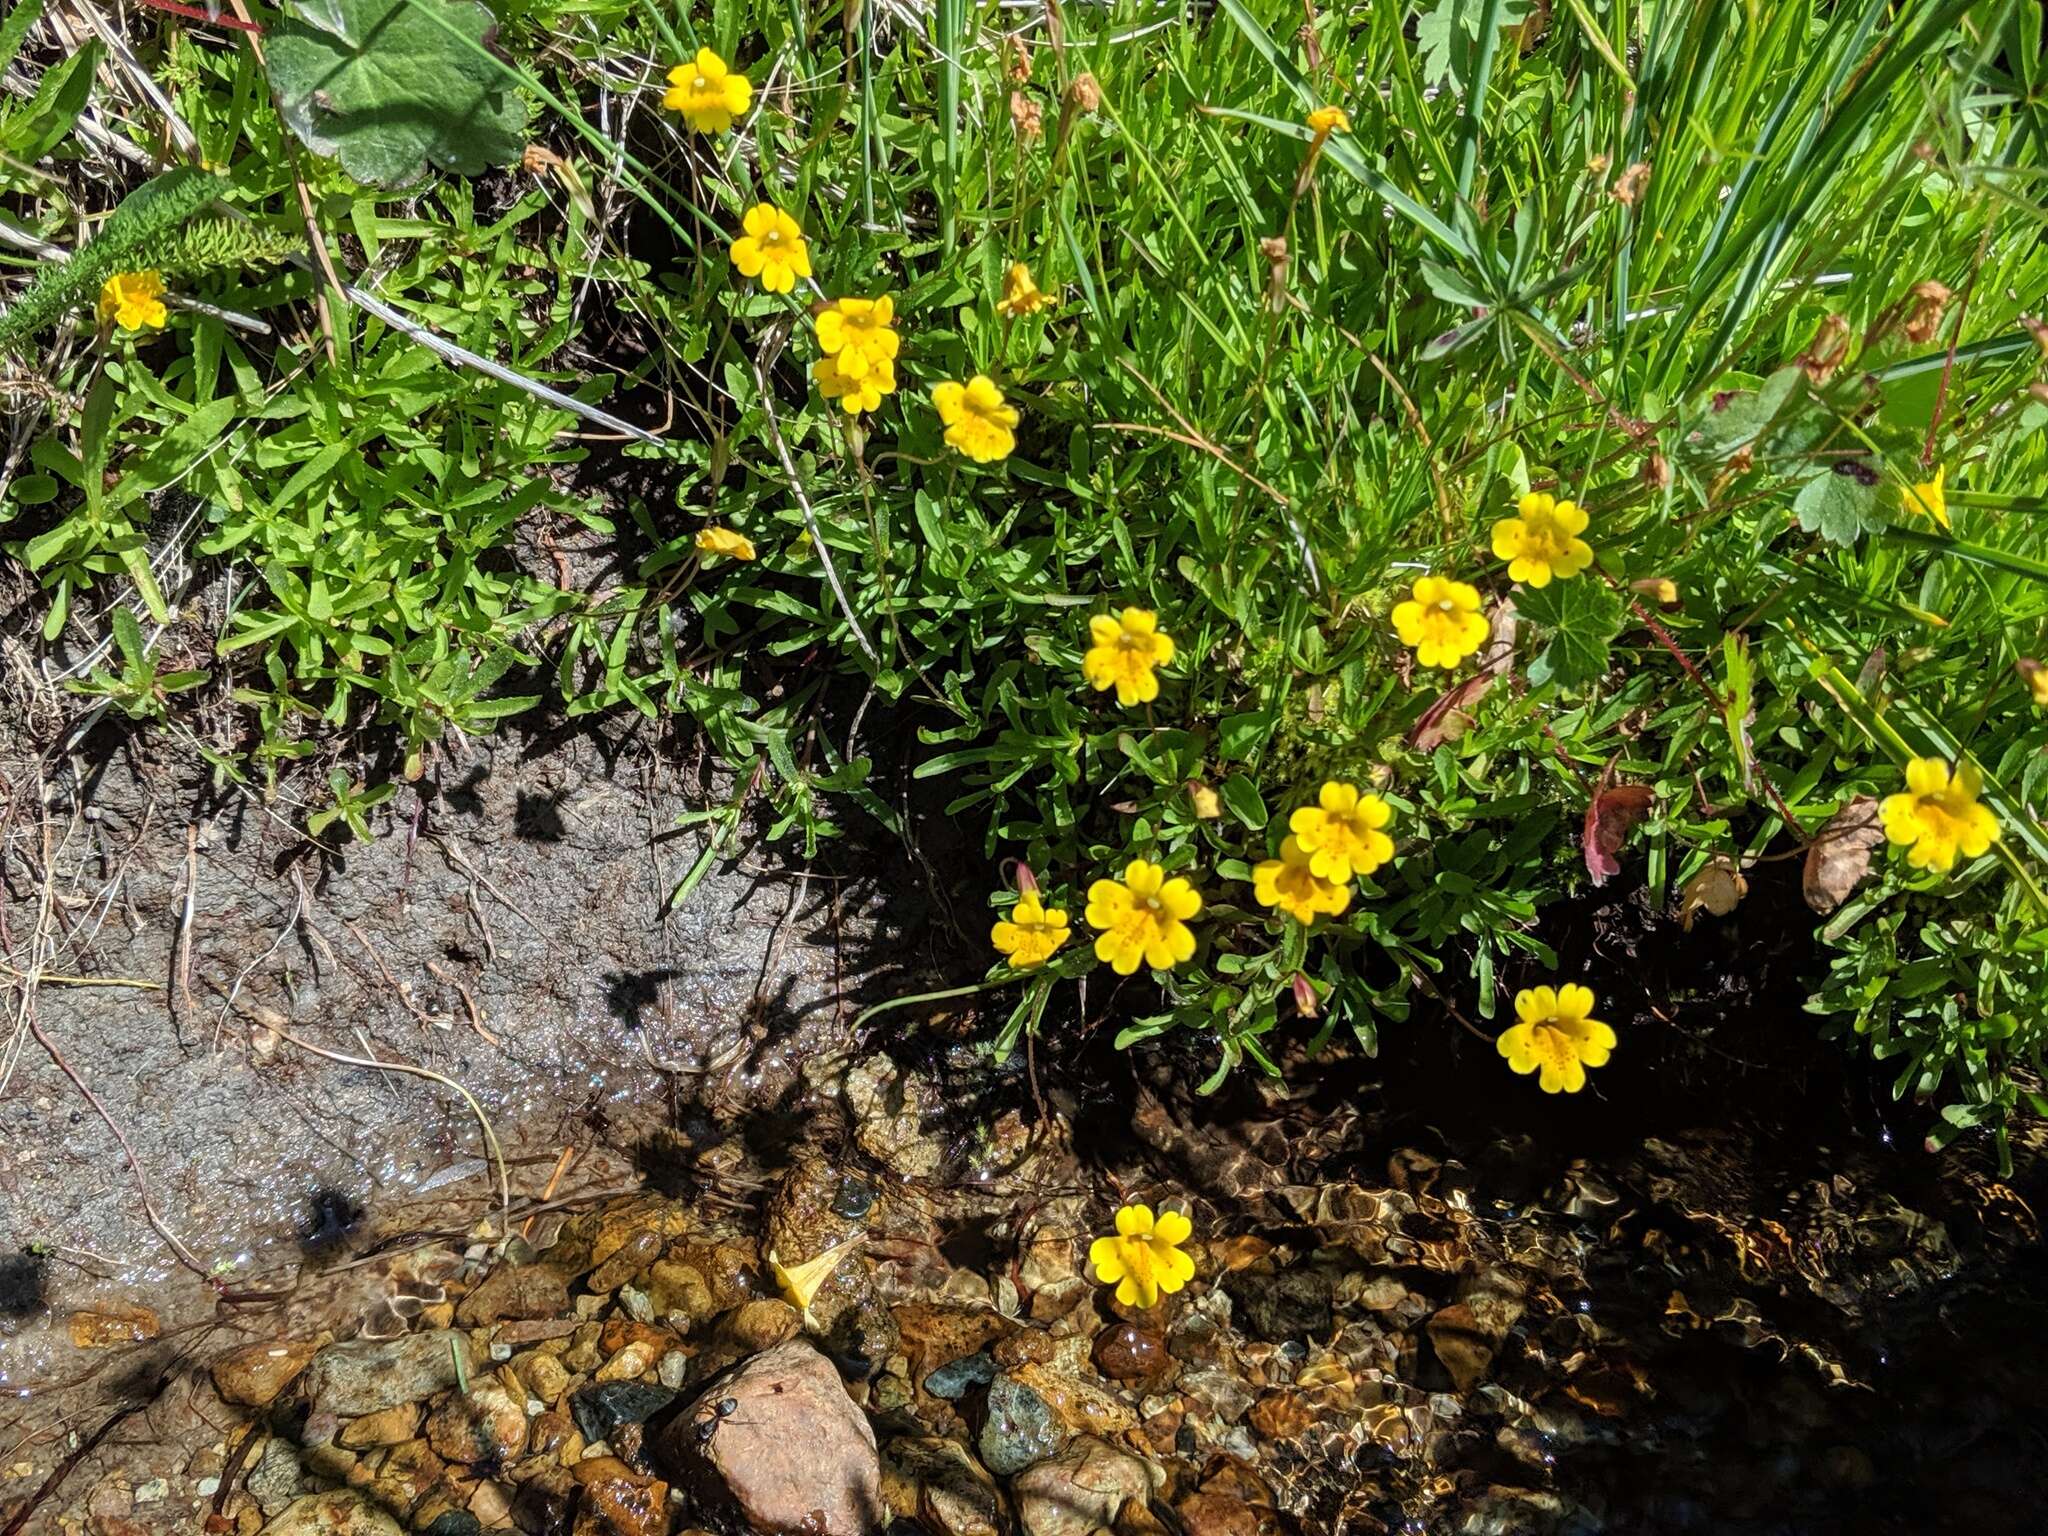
4 0 2047 1161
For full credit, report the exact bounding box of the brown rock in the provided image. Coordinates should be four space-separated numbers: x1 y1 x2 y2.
457 1264 571 1327
1174 1490 1263 1536
883 1437 1003 1536
468 1480 515 1528
652 1340 882 1536
338 1405 421 1450
1091 1323 1171 1384
664 1239 768 1311
514 1350 574 1406
646 1261 715 1327
1012 1436 1158 1536
67 1305 160 1349
597 1341 660 1383
720 1299 801 1354
253 1490 404 1536
424 1379 528 1464
527 1410 577 1461
302 1331 472 1418
213 1340 320 1407
490 1319 582 1348
572 1456 670 1536
600 1320 674 1356
363 1439 443 1519
1009 1361 1135 1437
588 1230 664 1296
509 1468 576 1534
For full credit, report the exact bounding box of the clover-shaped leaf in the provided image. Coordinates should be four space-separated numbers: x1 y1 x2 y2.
266 0 526 188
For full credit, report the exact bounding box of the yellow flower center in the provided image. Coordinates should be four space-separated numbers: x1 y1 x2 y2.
693 75 708 90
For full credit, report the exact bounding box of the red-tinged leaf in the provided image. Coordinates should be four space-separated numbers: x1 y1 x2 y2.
1411 599 1516 750
1584 785 1654 885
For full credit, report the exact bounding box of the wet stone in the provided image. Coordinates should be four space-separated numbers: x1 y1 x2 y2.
1221 1268 1334 1342
254 1490 404 1536
588 1230 663 1296
978 1373 1068 1477
424 1379 528 1464
1092 1323 1172 1384
419 1514 483 1536
883 1436 1004 1536
568 1382 678 1451
720 1297 801 1354
337 1404 421 1450
924 1351 996 1400
248 1439 310 1516
651 1339 882 1536
1012 1436 1158 1536
456 1263 570 1327
303 1331 473 1418
214 1340 321 1408
571 1455 669 1536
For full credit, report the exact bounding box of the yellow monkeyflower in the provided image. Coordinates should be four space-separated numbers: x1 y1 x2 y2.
1904 466 1950 531
1287 780 1394 883
1881 756 1998 874
997 261 1055 318
1496 984 1615 1094
1088 1204 1195 1309
2018 658 2048 708
1086 859 1200 975
1491 492 1594 587
932 375 1020 463
992 891 1069 970
664 48 752 134
1391 575 1489 669
813 352 895 415
695 526 756 561
1082 607 1175 706
1252 837 1351 924
98 271 166 332
814 295 899 381
729 204 811 294
1305 105 1351 136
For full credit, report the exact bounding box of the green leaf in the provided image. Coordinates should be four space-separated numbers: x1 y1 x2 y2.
1219 773 1268 831
1793 469 1884 546
0 169 222 352
0 42 100 164
266 0 527 187
1515 577 1622 689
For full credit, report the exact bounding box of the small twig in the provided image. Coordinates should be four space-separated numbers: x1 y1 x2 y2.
426 960 498 1047
172 823 198 1025
343 919 439 1030
523 1145 578 1239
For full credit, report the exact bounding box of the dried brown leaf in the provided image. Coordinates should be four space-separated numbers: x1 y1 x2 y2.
1803 795 1884 914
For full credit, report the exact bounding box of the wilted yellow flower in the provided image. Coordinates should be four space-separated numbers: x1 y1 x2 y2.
997 261 1054 318
814 295 899 381
1082 607 1174 706
1881 755 1998 874
1252 837 1351 924
767 1236 859 1322
1496 984 1614 1094
2018 658 2048 708
98 271 166 332
932 375 1019 463
1904 465 1950 530
992 891 1069 969
1305 105 1351 136
1491 492 1594 587
1187 780 1223 820
1287 780 1394 883
664 48 753 133
1088 1204 1194 1309
813 352 895 414
1086 859 1200 975
695 526 756 561
729 204 811 294
1631 576 1679 605
1391 575 1489 669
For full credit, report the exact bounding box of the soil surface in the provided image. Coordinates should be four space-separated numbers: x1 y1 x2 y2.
5 693 2048 1536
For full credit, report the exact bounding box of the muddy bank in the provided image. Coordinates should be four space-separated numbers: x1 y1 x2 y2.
0 697 928 1406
